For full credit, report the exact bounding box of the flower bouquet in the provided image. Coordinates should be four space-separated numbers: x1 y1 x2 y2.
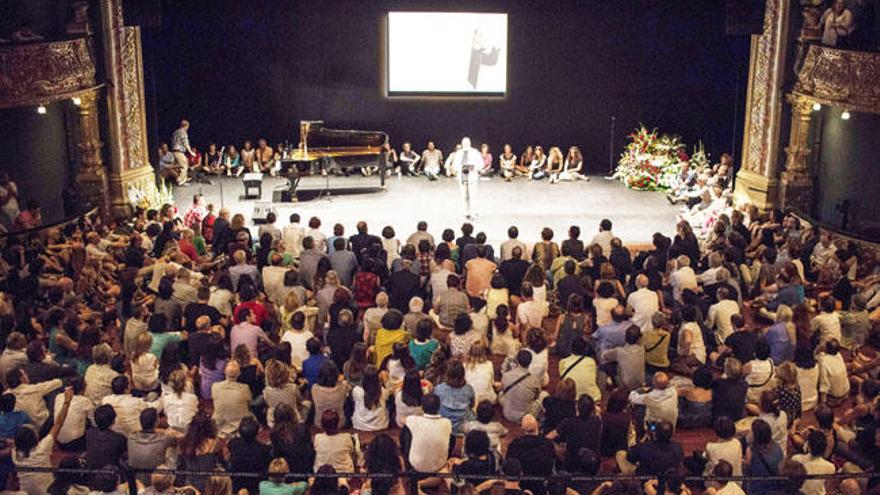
127 178 174 211
613 125 697 192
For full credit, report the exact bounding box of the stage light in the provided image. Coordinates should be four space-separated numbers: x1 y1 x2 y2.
812 102 821 111
841 110 851 120
36 105 47 115
72 97 82 106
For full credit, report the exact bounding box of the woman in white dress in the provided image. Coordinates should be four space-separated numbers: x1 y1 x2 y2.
559 146 588 181
465 342 497 404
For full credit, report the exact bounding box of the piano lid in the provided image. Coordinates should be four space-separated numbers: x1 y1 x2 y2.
300 120 388 150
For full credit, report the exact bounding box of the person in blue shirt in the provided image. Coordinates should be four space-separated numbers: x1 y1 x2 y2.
300 337 328 389
0 393 29 439
592 305 630 367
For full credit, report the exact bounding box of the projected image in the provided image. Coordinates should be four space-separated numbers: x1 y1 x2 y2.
388 12 508 95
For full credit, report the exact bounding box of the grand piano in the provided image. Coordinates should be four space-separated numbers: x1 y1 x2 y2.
285 121 390 193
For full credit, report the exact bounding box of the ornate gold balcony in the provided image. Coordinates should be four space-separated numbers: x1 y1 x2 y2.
0 37 98 109
793 44 880 114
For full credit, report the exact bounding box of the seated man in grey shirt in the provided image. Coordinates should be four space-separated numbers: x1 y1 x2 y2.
499 350 544 423
127 408 179 484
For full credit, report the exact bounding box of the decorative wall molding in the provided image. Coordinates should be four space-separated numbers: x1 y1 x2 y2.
0 38 97 109
793 44 880 115
118 27 149 170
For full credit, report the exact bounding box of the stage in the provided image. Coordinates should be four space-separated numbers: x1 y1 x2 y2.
173 174 681 247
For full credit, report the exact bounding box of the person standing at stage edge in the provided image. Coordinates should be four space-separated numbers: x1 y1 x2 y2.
171 119 193 186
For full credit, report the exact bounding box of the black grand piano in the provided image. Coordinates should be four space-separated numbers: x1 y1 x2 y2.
283 121 390 197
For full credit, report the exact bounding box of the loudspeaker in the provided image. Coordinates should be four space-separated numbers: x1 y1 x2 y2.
242 173 263 199
725 0 766 35
123 0 162 28
251 203 277 225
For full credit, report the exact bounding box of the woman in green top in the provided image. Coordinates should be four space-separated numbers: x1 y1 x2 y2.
259 458 308 495
408 319 439 371
147 313 183 358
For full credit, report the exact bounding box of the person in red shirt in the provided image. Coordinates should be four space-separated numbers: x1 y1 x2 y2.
13 200 42 231
233 283 268 327
178 229 200 263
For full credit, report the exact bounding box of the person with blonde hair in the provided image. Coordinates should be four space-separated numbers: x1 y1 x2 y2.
260 457 308 495
465 342 497 404
162 369 198 432
202 472 234 495
131 332 159 393
546 146 565 183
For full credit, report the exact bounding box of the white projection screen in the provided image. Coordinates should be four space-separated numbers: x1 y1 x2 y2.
387 12 508 96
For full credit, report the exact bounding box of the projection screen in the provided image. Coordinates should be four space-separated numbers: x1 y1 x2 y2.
387 12 508 95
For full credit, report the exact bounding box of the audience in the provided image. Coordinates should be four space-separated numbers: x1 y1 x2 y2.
0 198 875 495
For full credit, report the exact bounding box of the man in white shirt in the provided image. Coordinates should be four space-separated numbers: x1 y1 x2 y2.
817 339 850 405
628 372 678 426
52 378 94 448
7 368 62 429
282 213 305 258
626 274 660 332
589 219 615 256
405 394 453 483
280 312 314 369
706 286 741 344
500 226 529 261
792 430 836 495
811 296 842 344
670 255 699 304
102 375 163 435
0 332 28 386
810 234 837 272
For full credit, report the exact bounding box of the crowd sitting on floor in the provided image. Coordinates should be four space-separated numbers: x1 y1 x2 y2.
0 193 878 495
156 120 591 186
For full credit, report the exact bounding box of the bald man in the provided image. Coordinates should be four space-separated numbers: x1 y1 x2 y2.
628 371 679 426
627 273 661 332
211 361 253 438
505 414 556 495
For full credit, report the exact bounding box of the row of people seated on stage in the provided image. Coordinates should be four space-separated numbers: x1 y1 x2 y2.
380 141 589 182
157 127 292 186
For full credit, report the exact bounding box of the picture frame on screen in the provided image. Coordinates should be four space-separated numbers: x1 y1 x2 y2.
387 12 508 96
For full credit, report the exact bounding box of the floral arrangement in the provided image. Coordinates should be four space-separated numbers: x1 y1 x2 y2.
613 125 708 192
127 178 174 211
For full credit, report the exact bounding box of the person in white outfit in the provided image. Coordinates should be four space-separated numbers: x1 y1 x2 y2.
451 137 483 220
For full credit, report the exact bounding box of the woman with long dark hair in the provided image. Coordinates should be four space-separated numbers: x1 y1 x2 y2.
270 404 315 480
343 342 369 388
311 360 351 429
745 418 783 493
198 332 229 400
178 411 222 492
394 369 426 428
351 365 389 431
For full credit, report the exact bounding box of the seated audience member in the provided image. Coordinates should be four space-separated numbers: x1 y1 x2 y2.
629 371 679 427
601 324 646 390
404 393 453 489
505 414 556 495
499 350 544 423
620 421 684 477
211 361 253 438
102 375 163 435
547 394 603 472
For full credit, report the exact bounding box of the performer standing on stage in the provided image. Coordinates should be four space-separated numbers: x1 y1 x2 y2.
171 119 193 186
450 137 483 220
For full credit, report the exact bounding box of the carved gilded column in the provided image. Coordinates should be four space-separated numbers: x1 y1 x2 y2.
733 0 790 210
100 0 156 218
779 94 815 212
74 89 110 214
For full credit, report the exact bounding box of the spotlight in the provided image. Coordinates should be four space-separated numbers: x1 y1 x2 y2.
841 110 851 120
72 97 82 106
36 105 47 115
812 102 821 111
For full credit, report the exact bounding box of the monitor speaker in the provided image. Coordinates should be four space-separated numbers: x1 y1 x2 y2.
251 203 277 225
725 0 766 35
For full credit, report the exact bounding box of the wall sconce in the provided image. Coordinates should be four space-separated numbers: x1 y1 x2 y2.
36 105 47 115
841 110 851 120
72 97 82 106
812 102 821 111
